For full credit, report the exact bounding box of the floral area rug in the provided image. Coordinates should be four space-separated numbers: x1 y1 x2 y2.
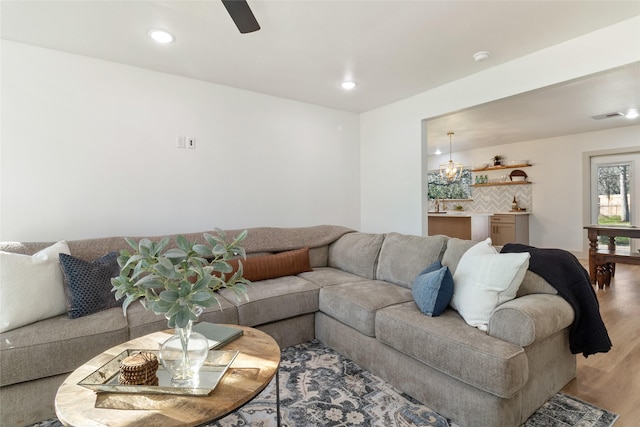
205 340 617 427
32 340 617 427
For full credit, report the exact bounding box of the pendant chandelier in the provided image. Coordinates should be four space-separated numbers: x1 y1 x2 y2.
439 132 463 182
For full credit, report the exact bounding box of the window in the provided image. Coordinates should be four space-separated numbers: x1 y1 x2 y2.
427 168 472 200
590 154 638 252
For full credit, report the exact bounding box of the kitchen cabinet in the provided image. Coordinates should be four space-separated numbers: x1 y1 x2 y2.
428 213 492 241
490 214 529 245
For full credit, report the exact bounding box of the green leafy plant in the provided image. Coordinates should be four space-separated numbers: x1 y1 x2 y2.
111 229 250 328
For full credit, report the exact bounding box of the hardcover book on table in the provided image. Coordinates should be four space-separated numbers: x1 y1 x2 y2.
193 322 243 349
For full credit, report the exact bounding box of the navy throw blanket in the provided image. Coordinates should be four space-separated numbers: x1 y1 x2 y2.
501 243 612 357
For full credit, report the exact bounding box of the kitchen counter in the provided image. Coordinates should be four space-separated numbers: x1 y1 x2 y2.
493 211 531 215
427 211 531 216
427 211 493 217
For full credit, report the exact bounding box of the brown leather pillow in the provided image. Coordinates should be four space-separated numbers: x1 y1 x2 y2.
225 247 312 282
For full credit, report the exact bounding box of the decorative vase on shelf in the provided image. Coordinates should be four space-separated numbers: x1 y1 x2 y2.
158 307 209 386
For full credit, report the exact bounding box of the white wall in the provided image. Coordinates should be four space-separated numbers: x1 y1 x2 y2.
361 16 640 248
3 17 639 245
0 41 360 241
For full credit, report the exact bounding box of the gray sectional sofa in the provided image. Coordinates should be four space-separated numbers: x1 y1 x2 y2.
0 225 576 427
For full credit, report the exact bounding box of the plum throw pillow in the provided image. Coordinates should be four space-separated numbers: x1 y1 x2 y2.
450 238 530 331
0 241 70 332
412 261 454 316
59 252 122 319
225 247 312 282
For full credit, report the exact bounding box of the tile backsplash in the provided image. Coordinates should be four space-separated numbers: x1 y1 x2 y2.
471 185 532 212
429 184 532 212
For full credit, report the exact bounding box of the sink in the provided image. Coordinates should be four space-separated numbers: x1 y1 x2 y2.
428 211 447 214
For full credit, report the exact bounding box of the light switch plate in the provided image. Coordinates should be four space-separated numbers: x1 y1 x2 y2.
176 136 186 149
187 138 196 149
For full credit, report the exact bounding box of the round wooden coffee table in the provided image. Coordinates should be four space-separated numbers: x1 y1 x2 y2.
55 325 280 427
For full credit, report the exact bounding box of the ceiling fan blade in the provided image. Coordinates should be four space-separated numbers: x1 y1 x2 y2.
221 0 260 34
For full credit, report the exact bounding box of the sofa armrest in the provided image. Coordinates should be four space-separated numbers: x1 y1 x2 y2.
488 294 574 347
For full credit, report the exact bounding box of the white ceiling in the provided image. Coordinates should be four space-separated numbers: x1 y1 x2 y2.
2 1 639 150
426 62 640 155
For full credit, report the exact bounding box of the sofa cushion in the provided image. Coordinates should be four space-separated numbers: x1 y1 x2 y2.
0 308 128 386
298 267 369 287
450 238 530 331
59 252 122 319
376 301 528 398
441 237 477 274
0 241 70 333
328 233 384 279
376 233 448 288
319 280 413 336
308 246 329 268
219 276 320 326
412 262 454 317
517 270 557 297
225 247 312 282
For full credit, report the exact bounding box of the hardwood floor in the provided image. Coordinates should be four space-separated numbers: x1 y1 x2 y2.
561 262 640 427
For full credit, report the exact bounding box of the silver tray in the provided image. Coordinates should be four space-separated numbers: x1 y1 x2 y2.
77 349 239 396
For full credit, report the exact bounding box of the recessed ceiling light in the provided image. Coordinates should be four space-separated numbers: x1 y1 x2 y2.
473 51 490 62
148 29 174 44
435 149 442 155
592 110 640 120
625 108 639 119
341 81 357 90
592 111 624 120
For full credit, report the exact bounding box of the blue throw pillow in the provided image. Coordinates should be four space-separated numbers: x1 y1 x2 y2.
412 263 454 317
59 252 122 319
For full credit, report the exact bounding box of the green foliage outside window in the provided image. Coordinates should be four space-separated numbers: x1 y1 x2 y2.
597 164 631 248
427 169 472 199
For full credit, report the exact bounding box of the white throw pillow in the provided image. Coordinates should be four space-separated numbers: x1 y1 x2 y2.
0 241 70 333
450 238 530 331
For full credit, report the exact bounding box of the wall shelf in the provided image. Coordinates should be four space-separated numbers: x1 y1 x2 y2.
472 164 531 172
471 181 532 187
